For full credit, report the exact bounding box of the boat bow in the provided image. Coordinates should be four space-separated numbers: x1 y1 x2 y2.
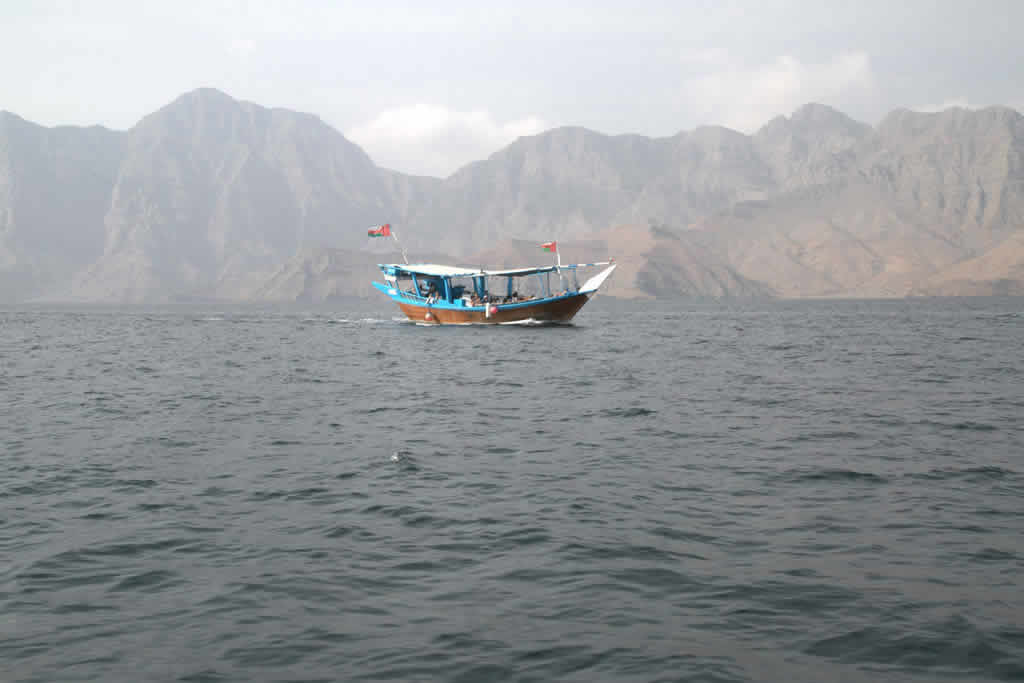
579 264 616 294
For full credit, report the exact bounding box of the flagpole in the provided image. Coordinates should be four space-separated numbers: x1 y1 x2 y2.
391 230 409 264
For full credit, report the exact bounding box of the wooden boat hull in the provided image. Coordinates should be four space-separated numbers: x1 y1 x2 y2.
397 293 590 324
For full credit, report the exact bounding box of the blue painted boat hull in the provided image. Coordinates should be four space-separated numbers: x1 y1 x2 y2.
372 282 591 324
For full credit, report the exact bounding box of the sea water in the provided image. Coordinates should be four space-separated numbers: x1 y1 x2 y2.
2 297 1022 682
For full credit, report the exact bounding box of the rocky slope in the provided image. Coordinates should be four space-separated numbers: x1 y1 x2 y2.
1 90 1022 302
253 226 773 304
693 106 1024 297
0 112 123 300
69 89 437 302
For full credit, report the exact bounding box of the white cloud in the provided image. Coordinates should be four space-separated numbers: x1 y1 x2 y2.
226 38 257 59
347 104 546 178
682 52 876 132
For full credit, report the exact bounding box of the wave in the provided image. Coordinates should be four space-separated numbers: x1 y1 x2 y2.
806 614 1024 678
775 468 888 484
908 465 1017 481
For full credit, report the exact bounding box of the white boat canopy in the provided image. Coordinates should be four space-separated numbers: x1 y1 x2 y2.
379 261 613 278
383 263 483 278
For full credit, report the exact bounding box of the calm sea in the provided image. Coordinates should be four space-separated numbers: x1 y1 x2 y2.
2 297 1023 682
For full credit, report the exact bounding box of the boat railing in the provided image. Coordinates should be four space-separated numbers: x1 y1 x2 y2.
394 283 580 306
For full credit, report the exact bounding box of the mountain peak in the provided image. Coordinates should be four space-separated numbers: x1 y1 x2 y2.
137 87 246 129
791 102 847 123
3 90 1024 302
878 104 1023 140
0 110 32 128
689 124 748 141
493 125 614 159
532 125 606 140
175 87 239 106
757 103 870 137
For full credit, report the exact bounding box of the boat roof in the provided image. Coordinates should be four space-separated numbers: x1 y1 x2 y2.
384 263 484 277
379 262 606 277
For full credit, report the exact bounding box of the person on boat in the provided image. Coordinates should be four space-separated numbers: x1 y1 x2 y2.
426 281 438 302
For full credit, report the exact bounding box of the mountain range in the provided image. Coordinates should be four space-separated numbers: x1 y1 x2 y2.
2 88 1022 302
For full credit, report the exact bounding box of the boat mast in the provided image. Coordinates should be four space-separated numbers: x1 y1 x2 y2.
555 243 565 292
391 230 409 264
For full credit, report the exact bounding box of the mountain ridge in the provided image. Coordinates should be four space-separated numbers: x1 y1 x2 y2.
2 88 1023 302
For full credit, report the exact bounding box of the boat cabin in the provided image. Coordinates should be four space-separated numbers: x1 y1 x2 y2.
378 263 583 307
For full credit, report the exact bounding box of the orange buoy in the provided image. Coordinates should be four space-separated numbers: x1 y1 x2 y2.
424 311 433 321
489 305 498 315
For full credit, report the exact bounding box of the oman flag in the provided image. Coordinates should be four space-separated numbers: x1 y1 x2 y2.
368 223 392 237
541 241 557 252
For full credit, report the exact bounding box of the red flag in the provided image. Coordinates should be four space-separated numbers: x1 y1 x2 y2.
541 241 557 252
367 223 392 237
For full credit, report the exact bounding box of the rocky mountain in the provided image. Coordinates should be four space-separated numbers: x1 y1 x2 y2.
412 124 777 255
0 112 123 300
908 231 1024 296
253 247 455 302
249 226 774 303
68 89 441 302
754 102 870 189
865 105 1024 252
1 90 1022 302
1 89 441 302
695 106 1024 297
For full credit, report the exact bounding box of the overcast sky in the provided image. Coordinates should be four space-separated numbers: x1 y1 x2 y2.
2 0 1022 176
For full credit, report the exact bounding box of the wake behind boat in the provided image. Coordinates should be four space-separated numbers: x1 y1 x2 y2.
366 227 614 325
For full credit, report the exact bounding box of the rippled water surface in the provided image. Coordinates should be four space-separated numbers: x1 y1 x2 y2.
2 298 1023 682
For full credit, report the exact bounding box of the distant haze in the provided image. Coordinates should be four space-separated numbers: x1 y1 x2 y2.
2 1 1023 176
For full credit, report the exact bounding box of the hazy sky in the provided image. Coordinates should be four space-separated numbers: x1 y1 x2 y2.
2 0 1022 176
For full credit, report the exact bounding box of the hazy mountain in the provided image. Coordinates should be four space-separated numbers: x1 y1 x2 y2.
253 226 773 303
1 89 1023 302
694 106 1024 297
408 127 666 254
65 89 430 302
253 247 454 302
410 124 776 254
863 105 1024 252
0 112 123 300
908 231 1024 296
754 103 870 189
